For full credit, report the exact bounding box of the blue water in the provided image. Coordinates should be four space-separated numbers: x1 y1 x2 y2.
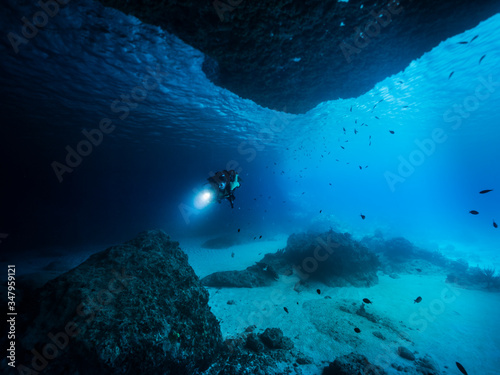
4 0 498 264
1 1 500 374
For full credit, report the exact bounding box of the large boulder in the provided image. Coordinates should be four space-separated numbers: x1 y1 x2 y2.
201 262 279 288
322 352 386 375
15 230 223 375
284 230 380 287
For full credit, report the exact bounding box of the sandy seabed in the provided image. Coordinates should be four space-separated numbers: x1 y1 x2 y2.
184 237 500 375
3 235 499 374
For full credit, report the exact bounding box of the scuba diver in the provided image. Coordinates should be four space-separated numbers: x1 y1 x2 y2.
207 170 241 208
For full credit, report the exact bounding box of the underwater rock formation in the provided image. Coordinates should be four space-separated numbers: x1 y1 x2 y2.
397 346 416 361
322 352 387 375
446 265 500 291
202 230 380 288
201 262 279 287
97 0 500 113
283 230 380 287
16 230 223 374
206 328 308 375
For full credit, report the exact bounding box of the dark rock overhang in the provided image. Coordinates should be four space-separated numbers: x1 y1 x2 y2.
97 0 500 114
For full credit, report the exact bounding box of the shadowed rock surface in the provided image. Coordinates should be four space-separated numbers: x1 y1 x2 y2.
98 0 500 113
322 352 387 375
202 230 380 288
15 230 223 375
201 262 279 288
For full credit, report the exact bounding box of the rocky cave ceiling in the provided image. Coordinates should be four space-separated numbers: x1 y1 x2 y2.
98 0 500 114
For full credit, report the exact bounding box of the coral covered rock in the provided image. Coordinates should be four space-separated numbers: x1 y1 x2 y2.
16 230 223 374
284 230 380 287
322 352 387 375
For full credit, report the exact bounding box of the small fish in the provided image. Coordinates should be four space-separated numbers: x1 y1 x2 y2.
340 146 345 150
375 116 380 119
284 307 289 314
360 214 366 220
237 228 240 232
470 35 479 42
363 298 372 304
479 189 493 194
389 130 395 134
319 210 322 213
359 166 362 170
402 105 409 108
354 129 358 134
456 362 468 375
469 210 479 215
350 105 352 112
449 71 454 79
479 54 486 64
369 141 371 146
316 289 321 295
231 252 235 258
416 268 422 272
259 235 262 239
457 41 468 45
414 296 422 304
254 236 257 240
494 220 498 229
354 328 361 333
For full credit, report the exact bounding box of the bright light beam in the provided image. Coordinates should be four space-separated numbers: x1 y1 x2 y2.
194 189 214 209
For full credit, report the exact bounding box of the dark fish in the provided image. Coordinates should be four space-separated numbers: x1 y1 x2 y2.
369 141 372 146
238 228 240 232
494 220 498 228
254 236 257 240
375 116 380 119
350 105 352 112
389 130 395 134
329 183 332 185
359 166 362 170
479 189 493 194
457 41 468 44
320 210 322 213
414 296 422 303
354 328 361 333
284 307 289 314
259 235 262 239
449 71 454 79
316 289 321 295
231 252 235 258
354 129 358 134
402 105 409 108
479 54 486 64
470 35 479 42
363 298 372 304
341 146 345 150
416 268 422 272
456 362 468 375
469 210 479 215
360 214 366 220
